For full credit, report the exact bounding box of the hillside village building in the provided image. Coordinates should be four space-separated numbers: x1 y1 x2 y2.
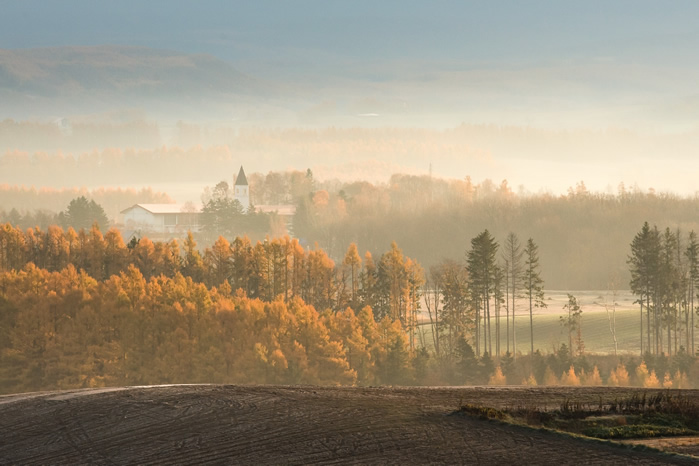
120 166 295 234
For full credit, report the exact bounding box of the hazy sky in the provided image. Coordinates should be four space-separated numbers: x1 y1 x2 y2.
2 1 699 195
3 1 699 67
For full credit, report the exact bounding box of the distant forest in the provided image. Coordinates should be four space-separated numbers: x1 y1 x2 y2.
0 186 172 224
288 174 699 290
3 170 699 289
3 121 699 289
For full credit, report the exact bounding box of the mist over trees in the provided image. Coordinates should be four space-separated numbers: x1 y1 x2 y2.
291 176 699 290
0 185 171 223
3 166 699 289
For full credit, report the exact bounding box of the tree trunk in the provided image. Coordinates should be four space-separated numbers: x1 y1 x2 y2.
505 271 509 355
639 299 643 357
529 292 534 355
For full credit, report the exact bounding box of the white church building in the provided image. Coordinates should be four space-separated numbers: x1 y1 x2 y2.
120 166 295 233
233 165 250 210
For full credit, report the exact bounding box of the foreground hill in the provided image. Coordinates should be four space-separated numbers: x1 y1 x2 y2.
0 385 697 464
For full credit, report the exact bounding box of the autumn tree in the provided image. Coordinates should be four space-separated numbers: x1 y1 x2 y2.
182 231 205 282
342 243 362 309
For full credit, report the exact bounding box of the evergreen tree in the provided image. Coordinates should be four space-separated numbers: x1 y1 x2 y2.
522 238 546 354
435 260 470 360
466 230 499 357
628 222 661 355
560 294 582 356
60 196 109 232
685 231 698 355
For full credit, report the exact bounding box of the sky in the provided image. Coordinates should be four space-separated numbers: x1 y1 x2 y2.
2 1 699 195
3 1 699 67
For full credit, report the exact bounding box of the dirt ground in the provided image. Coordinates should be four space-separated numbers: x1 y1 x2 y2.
1 385 697 465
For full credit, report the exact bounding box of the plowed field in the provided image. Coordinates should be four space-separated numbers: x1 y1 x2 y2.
1 385 697 465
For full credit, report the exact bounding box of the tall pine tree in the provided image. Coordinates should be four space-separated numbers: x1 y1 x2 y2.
522 238 545 355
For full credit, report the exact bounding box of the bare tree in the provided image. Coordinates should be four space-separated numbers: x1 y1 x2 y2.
604 275 619 357
503 232 523 359
522 238 545 355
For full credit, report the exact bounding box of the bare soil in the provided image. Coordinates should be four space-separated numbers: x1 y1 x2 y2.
0 385 697 465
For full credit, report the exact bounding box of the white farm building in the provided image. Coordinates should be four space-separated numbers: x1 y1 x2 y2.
120 204 201 233
119 166 296 235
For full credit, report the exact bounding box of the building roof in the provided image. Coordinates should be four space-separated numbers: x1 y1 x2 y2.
256 204 296 216
235 166 248 186
120 204 202 215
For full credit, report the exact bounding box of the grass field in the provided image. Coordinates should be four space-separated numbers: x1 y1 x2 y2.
418 290 697 356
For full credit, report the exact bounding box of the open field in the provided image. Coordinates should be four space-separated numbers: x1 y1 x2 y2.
419 290 694 356
1 384 698 464
418 309 646 356
509 308 642 355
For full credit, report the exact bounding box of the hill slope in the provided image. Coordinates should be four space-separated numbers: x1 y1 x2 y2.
0 385 696 464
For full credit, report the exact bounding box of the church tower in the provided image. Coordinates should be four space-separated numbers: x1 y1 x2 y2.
234 165 250 211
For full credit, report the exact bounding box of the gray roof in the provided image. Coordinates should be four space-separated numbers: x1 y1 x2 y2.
235 166 248 186
120 204 202 214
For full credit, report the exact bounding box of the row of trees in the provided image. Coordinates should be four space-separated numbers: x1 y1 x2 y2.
4 223 699 393
3 257 698 394
1 222 553 373
0 224 424 334
5 166 699 290
0 186 171 225
0 263 420 393
628 223 699 357
425 231 546 364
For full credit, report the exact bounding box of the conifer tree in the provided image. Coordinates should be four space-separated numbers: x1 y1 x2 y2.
522 238 546 354
466 230 499 356
685 230 698 355
560 294 582 356
628 222 660 355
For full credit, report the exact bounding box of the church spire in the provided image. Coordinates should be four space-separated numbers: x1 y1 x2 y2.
234 165 251 210
235 166 248 186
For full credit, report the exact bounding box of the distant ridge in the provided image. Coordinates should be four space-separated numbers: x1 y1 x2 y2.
0 45 264 95
0 45 281 120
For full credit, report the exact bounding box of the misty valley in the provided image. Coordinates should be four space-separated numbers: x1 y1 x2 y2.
3 3 699 463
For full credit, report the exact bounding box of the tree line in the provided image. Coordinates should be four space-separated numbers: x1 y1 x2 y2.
3 224 699 393
0 185 171 226
0 225 423 334
4 162 699 290
0 263 419 393
293 176 699 290
628 223 699 358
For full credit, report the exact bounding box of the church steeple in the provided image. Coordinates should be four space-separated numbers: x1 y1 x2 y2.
235 166 248 186
234 165 250 210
